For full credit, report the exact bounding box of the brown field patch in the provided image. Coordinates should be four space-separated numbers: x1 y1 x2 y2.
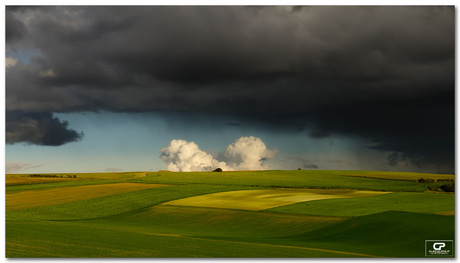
6 183 170 210
6 176 84 186
162 188 390 211
436 210 455 216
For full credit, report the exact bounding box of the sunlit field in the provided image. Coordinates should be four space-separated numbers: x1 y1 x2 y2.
6 170 455 258
163 188 391 211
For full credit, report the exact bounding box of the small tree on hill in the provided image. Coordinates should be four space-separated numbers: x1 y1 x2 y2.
440 183 455 192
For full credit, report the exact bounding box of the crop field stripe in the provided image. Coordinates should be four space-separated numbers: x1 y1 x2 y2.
6 183 171 210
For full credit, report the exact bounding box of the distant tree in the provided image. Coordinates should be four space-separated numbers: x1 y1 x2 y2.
213 168 223 172
418 178 436 183
440 183 455 192
298 168 302 170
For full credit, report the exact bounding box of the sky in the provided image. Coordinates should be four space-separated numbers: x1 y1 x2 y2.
5 6 455 174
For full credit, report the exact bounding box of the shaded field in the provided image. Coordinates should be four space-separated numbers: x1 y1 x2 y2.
280 211 455 257
6 183 170 210
163 188 390 211
267 191 455 217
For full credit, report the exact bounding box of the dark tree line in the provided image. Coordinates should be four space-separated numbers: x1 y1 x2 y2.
28 174 77 178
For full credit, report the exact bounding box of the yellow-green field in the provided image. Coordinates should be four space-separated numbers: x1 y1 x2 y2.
163 188 391 211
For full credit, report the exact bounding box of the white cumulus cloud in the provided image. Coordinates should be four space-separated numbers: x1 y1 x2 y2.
159 136 278 172
159 139 231 172
223 136 278 170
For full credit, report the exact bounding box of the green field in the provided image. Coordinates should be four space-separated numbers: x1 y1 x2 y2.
5 170 455 258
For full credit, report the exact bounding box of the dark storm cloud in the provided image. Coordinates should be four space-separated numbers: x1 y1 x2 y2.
226 122 241 127
309 93 454 170
6 111 84 146
6 10 26 43
5 6 454 171
387 152 403 166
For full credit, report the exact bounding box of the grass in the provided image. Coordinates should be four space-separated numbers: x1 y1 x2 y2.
5 170 455 258
266 192 455 217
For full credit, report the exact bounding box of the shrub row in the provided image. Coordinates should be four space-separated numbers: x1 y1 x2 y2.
27 174 77 178
417 178 454 183
427 183 455 193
